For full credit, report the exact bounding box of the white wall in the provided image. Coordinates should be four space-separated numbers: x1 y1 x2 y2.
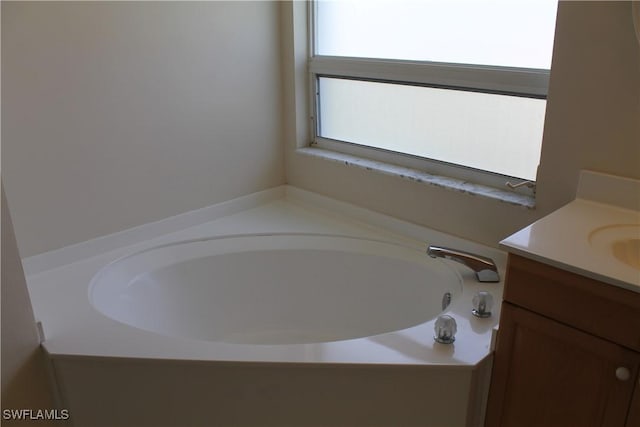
1 184 55 414
537 1 640 209
3 1 638 255
2 1 284 257
284 1 640 247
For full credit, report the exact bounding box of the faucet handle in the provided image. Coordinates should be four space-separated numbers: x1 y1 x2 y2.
472 291 494 318
434 315 457 344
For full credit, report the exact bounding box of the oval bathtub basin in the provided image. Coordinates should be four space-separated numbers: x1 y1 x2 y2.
90 234 462 345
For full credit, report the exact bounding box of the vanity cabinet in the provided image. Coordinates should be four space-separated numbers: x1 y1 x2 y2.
485 254 640 427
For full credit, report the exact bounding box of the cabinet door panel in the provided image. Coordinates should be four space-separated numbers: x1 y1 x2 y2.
504 255 640 352
486 303 640 427
627 382 640 427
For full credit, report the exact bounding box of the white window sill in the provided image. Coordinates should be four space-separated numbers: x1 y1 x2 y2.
297 147 536 209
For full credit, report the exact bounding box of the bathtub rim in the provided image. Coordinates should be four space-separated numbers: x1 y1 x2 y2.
26 188 504 367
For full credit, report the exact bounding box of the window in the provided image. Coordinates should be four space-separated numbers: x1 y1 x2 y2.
310 0 558 195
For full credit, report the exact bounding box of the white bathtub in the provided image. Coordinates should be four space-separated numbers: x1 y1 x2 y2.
26 187 504 426
90 233 462 346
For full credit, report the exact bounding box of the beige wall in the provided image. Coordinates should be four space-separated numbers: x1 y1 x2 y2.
3 1 638 255
2 1 284 257
537 1 640 209
285 1 640 247
2 185 55 418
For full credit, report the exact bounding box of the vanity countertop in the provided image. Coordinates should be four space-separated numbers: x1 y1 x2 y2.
500 171 640 293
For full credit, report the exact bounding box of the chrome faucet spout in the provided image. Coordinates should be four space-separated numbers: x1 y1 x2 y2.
427 245 500 283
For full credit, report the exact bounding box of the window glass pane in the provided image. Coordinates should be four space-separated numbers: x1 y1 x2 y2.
318 77 546 180
316 0 558 69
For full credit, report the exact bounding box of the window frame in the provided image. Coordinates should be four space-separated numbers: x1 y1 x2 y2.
307 1 553 196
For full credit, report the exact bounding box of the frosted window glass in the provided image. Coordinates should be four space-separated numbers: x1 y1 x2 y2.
316 0 558 69
318 77 546 180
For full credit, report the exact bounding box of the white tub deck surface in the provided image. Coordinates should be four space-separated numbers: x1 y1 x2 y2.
25 186 505 367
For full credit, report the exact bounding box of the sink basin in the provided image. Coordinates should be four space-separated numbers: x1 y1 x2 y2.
589 224 640 271
611 238 640 270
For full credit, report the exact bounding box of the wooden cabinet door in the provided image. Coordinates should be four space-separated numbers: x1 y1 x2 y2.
485 303 640 427
627 379 640 427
